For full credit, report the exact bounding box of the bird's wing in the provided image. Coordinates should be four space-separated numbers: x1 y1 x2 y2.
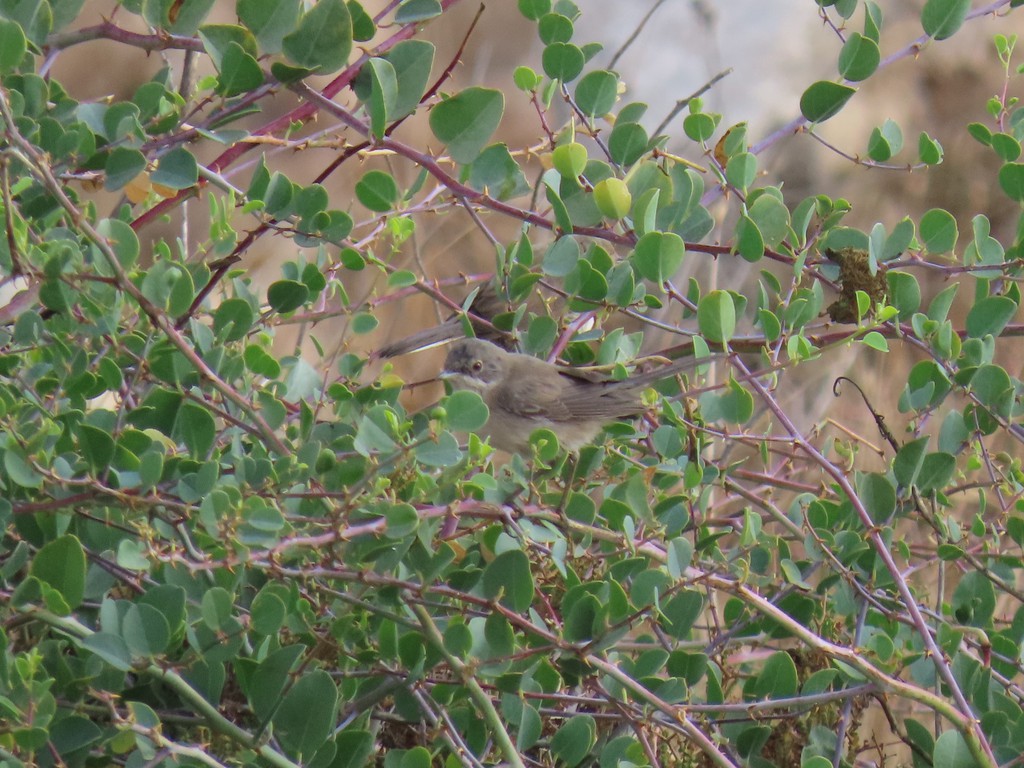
490 372 574 421
493 369 644 423
556 375 647 421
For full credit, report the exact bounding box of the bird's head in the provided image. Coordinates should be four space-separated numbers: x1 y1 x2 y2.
440 338 508 394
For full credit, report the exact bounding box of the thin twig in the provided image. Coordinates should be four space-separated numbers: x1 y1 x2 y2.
607 0 668 69
653 67 732 138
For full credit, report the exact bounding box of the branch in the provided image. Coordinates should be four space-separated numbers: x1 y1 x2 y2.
44 22 205 54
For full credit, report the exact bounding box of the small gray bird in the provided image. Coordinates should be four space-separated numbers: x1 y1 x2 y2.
441 338 709 453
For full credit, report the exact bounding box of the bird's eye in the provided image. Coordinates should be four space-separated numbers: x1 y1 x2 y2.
471 360 483 373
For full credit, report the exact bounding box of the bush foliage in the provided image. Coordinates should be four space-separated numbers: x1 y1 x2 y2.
2 0 1024 766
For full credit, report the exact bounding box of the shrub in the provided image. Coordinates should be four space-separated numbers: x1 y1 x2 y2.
0 1 1022 766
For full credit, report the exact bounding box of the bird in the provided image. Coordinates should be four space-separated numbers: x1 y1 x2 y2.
440 337 709 454
374 283 516 359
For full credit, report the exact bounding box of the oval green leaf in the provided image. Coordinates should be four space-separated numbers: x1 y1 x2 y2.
355 169 399 212
698 290 736 344
799 81 857 123
921 0 970 40
574 69 618 118
282 0 352 73
482 549 534 612
30 535 86 611
429 87 504 164
267 279 310 313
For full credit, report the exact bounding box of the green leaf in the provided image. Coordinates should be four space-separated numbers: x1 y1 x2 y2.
541 42 585 82
122 603 170 657
543 235 580 277
349 1 375 40
550 714 596 767
264 172 296 215
704 377 755 424
608 121 648 166
860 331 888 351
591 177 631 220
630 231 685 284
998 162 1024 202
659 590 704 638
82 633 132 671
364 57 397 138
214 298 255 342
386 40 434 119
117 539 151 571
354 406 398 456
352 312 378 334
747 193 790 248
893 437 927 488
95 218 140 269
414 431 461 467
468 143 529 200
932 730 974 768
919 208 958 253
333 731 375 768
282 0 352 73
395 0 441 23
734 212 765 261
482 549 534 612
176 402 216 457
355 170 399 211
697 290 736 344
753 650 799 699
991 132 1021 162
921 0 970 40
105 147 147 191
149 0 214 35
273 670 338 757
538 12 573 44
151 147 199 189
574 69 618 118
857 472 896 523
216 41 263 97
9 0 53 44
140 261 192 314
970 364 1013 415
429 87 504 164
918 131 944 164
198 24 258 70
384 503 419 538
267 279 310 313
0 18 27 73
867 118 903 161
78 423 115 472
837 32 880 81
917 452 955 494
666 538 694 579
631 188 660 237
684 112 717 142
965 295 1017 338
967 121 992 146
725 152 757 191
237 0 299 54
518 0 550 20
513 65 542 90
444 390 489 431
30 535 86 611
799 81 857 123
